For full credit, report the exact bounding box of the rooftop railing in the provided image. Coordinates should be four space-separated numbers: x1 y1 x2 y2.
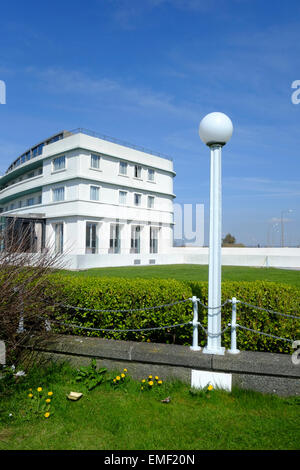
69 128 173 161
3 128 173 176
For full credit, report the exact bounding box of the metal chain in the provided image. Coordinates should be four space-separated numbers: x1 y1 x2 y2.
48 318 192 333
206 324 231 338
237 301 300 320
197 299 231 310
51 298 192 314
236 324 295 343
196 321 208 335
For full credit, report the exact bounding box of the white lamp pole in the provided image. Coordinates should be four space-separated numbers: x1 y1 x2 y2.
199 112 233 355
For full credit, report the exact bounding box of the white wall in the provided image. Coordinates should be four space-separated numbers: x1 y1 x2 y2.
61 246 300 270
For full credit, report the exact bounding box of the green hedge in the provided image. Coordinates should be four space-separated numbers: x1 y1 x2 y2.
188 280 300 353
49 276 193 344
48 275 300 354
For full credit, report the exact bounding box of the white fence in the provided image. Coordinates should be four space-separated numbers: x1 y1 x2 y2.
62 247 300 270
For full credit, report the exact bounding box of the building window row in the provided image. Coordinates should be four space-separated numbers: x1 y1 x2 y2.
0 167 43 191
1 194 42 212
54 222 159 255
119 161 155 182
90 153 156 182
119 191 155 209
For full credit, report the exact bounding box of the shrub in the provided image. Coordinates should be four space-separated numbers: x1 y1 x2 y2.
188 280 300 353
48 275 300 354
48 275 193 345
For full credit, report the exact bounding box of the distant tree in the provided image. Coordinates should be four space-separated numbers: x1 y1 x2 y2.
222 233 236 246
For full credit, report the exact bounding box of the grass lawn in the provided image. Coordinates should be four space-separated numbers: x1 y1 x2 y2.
60 264 300 287
1 362 300 450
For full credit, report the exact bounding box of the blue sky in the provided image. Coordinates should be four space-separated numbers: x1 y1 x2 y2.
0 0 300 246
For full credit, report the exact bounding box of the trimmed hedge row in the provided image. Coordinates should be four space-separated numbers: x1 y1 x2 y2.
48 275 300 354
188 280 300 354
48 276 193 345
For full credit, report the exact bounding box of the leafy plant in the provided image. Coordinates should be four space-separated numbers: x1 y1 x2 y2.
26 387 53 419
111 368 130 391
75 359 107 391
0 364 26 396
189 383 214 399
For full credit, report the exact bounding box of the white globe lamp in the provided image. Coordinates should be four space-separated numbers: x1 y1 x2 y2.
199 112 233 147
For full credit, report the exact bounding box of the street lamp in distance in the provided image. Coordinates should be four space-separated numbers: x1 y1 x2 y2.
280 209 293 247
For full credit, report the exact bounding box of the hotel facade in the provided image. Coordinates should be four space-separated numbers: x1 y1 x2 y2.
0 129 176 269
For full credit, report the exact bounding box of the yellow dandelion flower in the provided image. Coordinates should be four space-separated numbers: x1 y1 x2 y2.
123 368 128 372
29 388 32 392
46 398 51 403
148 375 153 379
116 376 121 381
141 386 144 390
147 339 151 342
48 391 53 396
149 381 153 386
208 384 213 391
113 379 116 383
37 387 42 392
155 376 159 380
121 373 125 378
44 412 50 418
158 380 162 385
28 393 33 398
142 379 146 383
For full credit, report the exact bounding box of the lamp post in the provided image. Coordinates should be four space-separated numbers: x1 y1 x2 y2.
281 209 293 247
267 222 279 247
199 112 233 355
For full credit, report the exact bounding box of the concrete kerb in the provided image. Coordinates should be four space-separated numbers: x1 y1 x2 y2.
24 334 300 397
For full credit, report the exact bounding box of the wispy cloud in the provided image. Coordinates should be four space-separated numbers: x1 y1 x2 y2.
224 176 300 198
24 66 199 122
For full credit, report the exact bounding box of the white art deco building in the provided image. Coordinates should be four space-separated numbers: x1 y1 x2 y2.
0 129 175 269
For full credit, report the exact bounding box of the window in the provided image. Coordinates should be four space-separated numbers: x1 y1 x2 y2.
54 223 64 254
119 161 127 176
26 198 35 207
109 224 121 254
119 191 127 205
53 187 65 202
10 203 15 210
91 154 101 169
150 227 159 254
148 169 155 182
37 195 42 204
134 165 142 179
147 196 154 209
18 201 22 208
53 155 65 172
86 223 98 254
27 172 35 179
134 193 141 206
131 225 141 254
90 185 100 201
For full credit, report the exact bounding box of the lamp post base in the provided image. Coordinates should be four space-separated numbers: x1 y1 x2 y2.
190 346 201 351
228 348 240 355
203 346 225 355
